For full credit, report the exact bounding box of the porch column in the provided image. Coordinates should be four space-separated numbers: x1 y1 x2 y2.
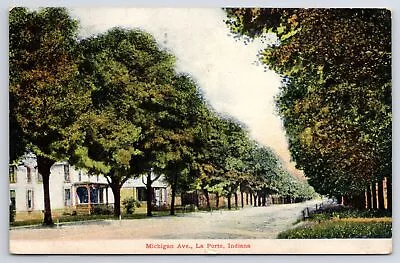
74 186 78 206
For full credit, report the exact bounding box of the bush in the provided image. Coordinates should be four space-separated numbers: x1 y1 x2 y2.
92 204 113 215
278 220 392 239
152 203 169 211
122 197 140 214
183 204 198 212
308 206 392 222
331 208 392 219
309 213 331 222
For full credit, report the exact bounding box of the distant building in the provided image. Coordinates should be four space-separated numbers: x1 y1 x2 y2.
9 154 168 218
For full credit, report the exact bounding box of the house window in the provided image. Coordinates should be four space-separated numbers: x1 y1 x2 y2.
64 189 71 207
64 164 70 182
26 167 32 183
137 187 147 201
90 186 98 203
9 166 17 183
96 175 99 182
76 187 88 204
26 190 34 210
10 190 16 209
78 171 82 182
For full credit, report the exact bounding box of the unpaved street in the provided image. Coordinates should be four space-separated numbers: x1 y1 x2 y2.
10 200 391 254
10 200 320 240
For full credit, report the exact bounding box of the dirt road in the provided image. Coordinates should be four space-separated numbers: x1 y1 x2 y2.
10 200 320 240
9 200 392 254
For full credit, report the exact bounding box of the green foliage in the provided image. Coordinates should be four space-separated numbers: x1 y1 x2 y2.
9 7 89 161
310 207 392 221
225 8 392 199
72 27 180 217
9 7 90 225
277 220 392 239
122 197 141 214
92 205 114 215
309 213 331 222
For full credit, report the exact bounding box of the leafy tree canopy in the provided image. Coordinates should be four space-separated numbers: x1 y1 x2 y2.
225 8 391 198
9 7 90 225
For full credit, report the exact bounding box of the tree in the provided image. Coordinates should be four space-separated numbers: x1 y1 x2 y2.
160 74 208 215
190 106 227 209
225 8 391 207
219 118 253 209
74 27 177 217
9 7 89 225
71 112 141 217
246 144 279 205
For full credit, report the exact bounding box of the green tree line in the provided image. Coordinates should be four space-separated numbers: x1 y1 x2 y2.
224 8 392 210
9 7 316 225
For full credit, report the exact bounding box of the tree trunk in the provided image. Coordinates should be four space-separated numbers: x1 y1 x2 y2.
37 156 55 226
234 192 238 208
216 192 220 208
361 193 366 210
246 193 249 205
241 192 244 208
342 196 347 206
110 183 121 217
253 194 257 207
366 184 372 209
250 193 253 205
170 188 176 216
387 177 392 211
146 174 153 216
204 190 210 210
350 194 365 210
227 194 231 210
372 183 377 209
377 179 385 210
170 175 177 216
258 195 262 206
262 194 266 206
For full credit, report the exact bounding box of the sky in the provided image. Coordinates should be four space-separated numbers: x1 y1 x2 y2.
69 8 303 178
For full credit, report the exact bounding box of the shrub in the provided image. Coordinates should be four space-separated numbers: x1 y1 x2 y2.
183 204 198 212
122 197 140 214
152 203 169 211
308 206 392 222
309 213 331 222
92 204 113 215
278 220 392 239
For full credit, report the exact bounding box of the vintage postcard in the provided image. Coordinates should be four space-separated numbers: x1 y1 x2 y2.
8 7 392 254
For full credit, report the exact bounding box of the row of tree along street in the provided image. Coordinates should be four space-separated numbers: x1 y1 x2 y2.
225 8 392 210
9 8 316 225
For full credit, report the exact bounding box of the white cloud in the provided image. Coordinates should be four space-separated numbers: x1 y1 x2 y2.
70 8 303 177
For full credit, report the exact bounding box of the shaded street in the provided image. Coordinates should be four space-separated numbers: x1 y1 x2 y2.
10 200 320 240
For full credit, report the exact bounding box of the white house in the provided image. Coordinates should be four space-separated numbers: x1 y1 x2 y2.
122 176 168 207
9 154 168 216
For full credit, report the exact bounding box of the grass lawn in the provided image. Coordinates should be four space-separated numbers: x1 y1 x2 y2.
278 207 392 239
10 206 202 228
278 218 392 239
